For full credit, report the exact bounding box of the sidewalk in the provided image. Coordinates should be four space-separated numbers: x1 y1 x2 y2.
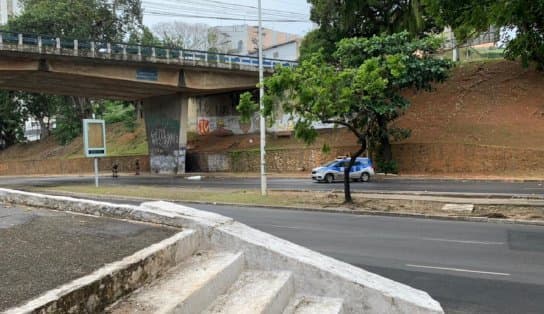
0 203 176 311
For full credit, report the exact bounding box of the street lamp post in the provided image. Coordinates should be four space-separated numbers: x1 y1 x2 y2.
258 0 267 196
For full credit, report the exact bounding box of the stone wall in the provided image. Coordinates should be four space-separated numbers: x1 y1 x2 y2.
2 143 544 176
392 143 544 174
0 155 148 176
188 143 544 175
187 146 360 173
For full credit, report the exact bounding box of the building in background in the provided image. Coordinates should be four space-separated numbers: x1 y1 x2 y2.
249 39 301 61
23 117 56 142
214 25 300 55
442 26 500 49
0 0 20 25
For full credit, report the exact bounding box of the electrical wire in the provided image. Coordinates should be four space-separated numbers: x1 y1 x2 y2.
142 0 310 23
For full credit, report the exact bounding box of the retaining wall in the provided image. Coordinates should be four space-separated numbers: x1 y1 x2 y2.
2 143 544 176
0 155 149 176
188 143 544 175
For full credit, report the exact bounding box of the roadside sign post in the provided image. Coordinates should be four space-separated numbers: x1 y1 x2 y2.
83 119 106 187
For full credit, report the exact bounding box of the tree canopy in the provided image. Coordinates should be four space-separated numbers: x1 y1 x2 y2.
6 0 143 42
302 0 438 59
425 0 544 68
238 32 451 202
0 0 145 147
0 91 25 147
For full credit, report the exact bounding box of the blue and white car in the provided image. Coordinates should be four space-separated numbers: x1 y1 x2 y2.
311 157 375 183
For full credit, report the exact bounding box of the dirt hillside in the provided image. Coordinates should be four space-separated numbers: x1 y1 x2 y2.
0 122 147 161
394 60 544 149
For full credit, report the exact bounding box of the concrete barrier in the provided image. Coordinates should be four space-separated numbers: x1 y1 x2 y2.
0 188 443 313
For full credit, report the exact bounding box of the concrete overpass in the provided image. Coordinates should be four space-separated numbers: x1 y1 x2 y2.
0 31 297 174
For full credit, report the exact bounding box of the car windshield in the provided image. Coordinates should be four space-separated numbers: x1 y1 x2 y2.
323 160 338 167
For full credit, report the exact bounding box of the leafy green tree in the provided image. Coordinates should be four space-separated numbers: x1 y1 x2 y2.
303 0 438 60
5 0 144 145
129 26 162 46
424 0 544 68
0 91 25 147
51 97 90 145
8 0 143 42
100 100 136 131
238 32 451 203
17 93 64 140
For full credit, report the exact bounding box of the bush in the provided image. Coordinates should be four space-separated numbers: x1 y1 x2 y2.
377 160 399 174
102 101 136 131
53 103 82 145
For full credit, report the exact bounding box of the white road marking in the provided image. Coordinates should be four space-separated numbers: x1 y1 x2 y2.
406 264 511 276
419 237 504 245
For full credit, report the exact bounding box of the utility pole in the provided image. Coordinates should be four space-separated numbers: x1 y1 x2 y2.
258 0 267 196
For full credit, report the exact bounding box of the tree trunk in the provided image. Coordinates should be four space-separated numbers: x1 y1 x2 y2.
39 119 49 140
343 143 367 204
377 116 392 163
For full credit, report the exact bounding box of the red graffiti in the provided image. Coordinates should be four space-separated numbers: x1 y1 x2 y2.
198 119 210 135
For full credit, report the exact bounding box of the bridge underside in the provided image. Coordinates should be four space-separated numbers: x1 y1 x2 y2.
0 51 262 175
0 53 259 100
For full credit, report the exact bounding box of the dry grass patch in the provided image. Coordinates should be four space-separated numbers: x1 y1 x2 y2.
28 185 544 222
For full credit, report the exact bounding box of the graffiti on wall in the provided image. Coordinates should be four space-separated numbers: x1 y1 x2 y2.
150 128 179 154
146 114 181 155
194 113 334 136
198 119 210 135
188 93 336 137
196 115 258 135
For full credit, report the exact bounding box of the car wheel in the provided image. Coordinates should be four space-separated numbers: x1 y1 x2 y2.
360 172 370 182
325 174 334 183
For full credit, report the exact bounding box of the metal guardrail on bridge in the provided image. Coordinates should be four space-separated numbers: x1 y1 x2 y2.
0 31 298 70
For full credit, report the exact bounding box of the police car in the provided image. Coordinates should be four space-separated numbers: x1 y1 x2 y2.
311 156 375 183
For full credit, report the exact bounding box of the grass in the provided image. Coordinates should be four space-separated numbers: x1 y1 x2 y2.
29 184 544 221
35 185 329 208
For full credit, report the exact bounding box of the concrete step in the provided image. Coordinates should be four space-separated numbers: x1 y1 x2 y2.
203 270 295 314
282 295 345 314
106 250 244 314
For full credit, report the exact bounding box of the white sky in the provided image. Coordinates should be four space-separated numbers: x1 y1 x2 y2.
142 0 315 36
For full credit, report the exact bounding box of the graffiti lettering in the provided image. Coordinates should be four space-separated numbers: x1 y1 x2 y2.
198 119 210 135
146 116 180 131
150 128 179 155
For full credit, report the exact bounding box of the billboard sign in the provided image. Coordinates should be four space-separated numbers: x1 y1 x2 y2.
83 119 106 157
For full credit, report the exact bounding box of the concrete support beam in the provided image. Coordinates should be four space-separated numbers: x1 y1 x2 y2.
143 94 189 175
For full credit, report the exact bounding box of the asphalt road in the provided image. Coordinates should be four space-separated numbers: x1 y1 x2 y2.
1 175 543 197
192 203 544 314
40 192 543 314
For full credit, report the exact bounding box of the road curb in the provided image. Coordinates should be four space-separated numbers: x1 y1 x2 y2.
273 189 544 201
30 189 544 227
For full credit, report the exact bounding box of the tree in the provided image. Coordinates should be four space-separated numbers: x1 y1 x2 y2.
238 32 451 203
129 26 162 46
303 0 439 60
424 0 544 69
7 0 143 42
152 21 229 52
5 0 144 144
0 91 25 147
17 93 64 140
100 100 136 131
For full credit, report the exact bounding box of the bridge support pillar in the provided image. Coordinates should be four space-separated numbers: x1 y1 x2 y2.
143 94 189 175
